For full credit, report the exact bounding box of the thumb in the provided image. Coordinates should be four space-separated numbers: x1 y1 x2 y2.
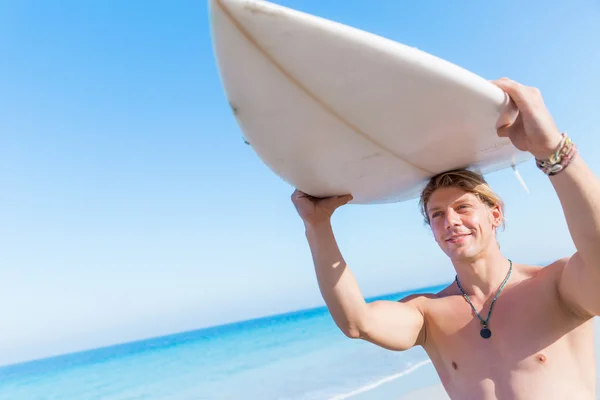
497 125 510 138
497 113 523 139
325 194 353 208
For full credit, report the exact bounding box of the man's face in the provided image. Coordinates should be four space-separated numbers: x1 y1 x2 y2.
426 187 501 261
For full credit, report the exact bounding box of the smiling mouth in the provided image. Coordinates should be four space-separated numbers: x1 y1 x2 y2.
446 234 471 242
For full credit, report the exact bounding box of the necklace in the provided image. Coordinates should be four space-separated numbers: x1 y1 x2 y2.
455 259 512 339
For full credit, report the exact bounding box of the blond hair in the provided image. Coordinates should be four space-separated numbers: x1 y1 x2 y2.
419 169 505 229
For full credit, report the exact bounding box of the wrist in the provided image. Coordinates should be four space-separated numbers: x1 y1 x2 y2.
531 132 564 160
304 219 333 234
535 132 578 176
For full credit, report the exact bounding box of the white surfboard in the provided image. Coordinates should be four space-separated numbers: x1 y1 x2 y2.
209 0 531 204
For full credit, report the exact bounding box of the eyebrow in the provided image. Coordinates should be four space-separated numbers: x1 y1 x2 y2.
427 200 472 214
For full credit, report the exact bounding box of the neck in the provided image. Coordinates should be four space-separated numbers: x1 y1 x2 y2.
452 247 511 299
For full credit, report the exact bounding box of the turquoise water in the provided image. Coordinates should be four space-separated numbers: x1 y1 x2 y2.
0 284 446 400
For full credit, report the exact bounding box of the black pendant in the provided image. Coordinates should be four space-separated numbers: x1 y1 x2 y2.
480 327 492 339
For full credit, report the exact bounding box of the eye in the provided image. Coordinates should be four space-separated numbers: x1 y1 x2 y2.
431 211 441 219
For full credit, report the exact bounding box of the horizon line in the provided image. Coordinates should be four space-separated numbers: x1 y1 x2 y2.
0 281 451 371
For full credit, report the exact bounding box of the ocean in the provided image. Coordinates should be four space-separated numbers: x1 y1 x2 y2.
0 284 447 400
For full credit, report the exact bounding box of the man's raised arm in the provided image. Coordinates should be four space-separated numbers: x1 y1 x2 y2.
292 190 426 351
494 78 600 319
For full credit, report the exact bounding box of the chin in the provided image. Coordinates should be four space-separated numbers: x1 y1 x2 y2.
445 247 477 261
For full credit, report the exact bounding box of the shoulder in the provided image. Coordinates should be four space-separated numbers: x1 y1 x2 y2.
395 286 453 347
523 257 570 283
396 285 451 311
506 259 574 307
396 291 436 317
515 257 597 320
490 259 569 287
398 291 440 305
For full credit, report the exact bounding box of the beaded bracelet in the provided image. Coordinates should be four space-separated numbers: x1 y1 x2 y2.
535 132 578 176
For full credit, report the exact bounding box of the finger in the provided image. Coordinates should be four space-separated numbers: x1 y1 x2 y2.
492 78 530 109
491 77 525 90
291 189 309 202
324 194 353 208
328 195 352 205
497 126 509 138
339 194 353 204
293 188 313 196
497 113 523 139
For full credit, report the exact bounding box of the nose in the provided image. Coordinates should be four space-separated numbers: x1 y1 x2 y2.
443 208 461 229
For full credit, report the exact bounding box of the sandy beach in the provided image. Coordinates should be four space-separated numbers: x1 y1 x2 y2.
397 318 600 399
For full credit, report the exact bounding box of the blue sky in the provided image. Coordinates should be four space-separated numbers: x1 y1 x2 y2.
1 0 599 366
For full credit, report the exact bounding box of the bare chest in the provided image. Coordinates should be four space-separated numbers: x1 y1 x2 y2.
422 284 594 392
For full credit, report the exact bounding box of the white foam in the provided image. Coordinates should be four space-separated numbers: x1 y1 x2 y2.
327 359 432 400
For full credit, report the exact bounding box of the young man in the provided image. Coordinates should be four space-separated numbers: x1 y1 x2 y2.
291 78 600 399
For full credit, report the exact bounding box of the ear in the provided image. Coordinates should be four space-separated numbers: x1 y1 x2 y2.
489 203 503 228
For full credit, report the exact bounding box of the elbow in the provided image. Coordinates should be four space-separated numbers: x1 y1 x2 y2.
339 322 363 339
342 326 362 339
341 310 373 339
